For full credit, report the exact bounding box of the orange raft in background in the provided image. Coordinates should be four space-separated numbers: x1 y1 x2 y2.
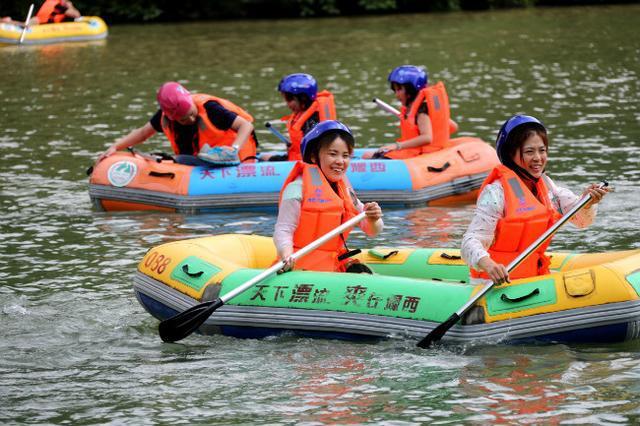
88 136 499 213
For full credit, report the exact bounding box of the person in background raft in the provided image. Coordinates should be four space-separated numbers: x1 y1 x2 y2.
362 65 459 159
461 115 609 285
98 82 257 167
274 120 383 273
1 0 80 26
263 73 337 162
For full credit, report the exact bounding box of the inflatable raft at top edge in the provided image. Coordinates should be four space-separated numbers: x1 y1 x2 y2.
0 16 108 45
89 136 500 213
134 234 640 345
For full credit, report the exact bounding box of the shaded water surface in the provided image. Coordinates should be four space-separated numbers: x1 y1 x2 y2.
1 5 639 424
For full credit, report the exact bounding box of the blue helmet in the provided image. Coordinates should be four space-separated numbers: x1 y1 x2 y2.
388 65 428 91
301 120 353 163
278 73 318 101
495 115 546 163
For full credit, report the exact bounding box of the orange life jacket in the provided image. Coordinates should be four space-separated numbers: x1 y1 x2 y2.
161 94 257 162
35 0 69 24
385 82 453 160
283 90 337 161
470 165 561 280
280 162 359 272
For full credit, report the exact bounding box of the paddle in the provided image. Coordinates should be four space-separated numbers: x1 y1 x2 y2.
373 98 400 117
265 121 291 147
416 180 608 348
158 211 368 342
18 4 35 45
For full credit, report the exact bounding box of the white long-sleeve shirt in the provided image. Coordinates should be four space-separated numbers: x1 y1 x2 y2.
273 178 383 259
461 175 597 273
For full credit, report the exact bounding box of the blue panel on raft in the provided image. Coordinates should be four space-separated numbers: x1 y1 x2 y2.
137 292 179 321
221 325 383 342
509 323 630 345
346 159 413 190
187 158 413 195
188 161 296 195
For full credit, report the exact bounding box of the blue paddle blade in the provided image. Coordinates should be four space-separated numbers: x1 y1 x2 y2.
197 146 240 166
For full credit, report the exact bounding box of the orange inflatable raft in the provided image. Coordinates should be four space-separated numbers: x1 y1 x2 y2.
88 136 499 213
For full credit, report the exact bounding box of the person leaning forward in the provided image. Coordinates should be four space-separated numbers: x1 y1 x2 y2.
98 82 257 167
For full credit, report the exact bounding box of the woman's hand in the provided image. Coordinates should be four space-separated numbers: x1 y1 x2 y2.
478 256 510 285
278 248 295 274
363 202 382 221
96 145 117 163
582 183 610 208
377 142 400 154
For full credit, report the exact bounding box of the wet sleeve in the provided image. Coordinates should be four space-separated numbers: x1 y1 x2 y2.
149 110 163 132
204 101 238 131
273 181 302 258
546 177 597 228
461 183 504 269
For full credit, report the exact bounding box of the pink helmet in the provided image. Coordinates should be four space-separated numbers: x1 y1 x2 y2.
156 82 193 121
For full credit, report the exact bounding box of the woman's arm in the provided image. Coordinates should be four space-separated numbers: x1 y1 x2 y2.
98 122 156 162
229 116 254 150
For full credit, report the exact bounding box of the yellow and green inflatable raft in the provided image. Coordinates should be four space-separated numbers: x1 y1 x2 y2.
0 16 107 46
134 234 640 344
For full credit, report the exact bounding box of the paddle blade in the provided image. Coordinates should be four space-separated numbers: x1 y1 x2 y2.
416 313 460 348
158 298 224 343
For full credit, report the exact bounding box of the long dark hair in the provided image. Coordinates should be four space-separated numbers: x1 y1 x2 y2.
502 123 549 184
390 82 419 107
283 92 313 110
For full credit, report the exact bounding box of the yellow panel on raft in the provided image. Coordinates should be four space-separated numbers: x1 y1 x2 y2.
137 234 278 300
480 261 640 323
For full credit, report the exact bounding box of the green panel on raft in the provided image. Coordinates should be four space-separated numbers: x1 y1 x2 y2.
366 248 471 283
219 268 476 322
627 271 640 297
485 279 557 316
170 256 221 292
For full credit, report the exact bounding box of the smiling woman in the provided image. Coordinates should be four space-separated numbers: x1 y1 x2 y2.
273 120 383 273
461 115 610 285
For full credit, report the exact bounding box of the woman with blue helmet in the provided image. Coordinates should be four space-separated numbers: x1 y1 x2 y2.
363 65 459 159
264 73 337 162
273 120 383 273
461 115 609 285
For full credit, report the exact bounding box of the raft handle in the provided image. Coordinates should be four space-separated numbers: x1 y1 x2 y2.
149 171 176 179
338 249 362 261
457 150 480 163
440 252 461 260
368 249 399 260
500 288 540 303
182 264 204 278
427 162 450 173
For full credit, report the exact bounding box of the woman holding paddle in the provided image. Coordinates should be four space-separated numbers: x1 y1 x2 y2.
363 65 458 159
274 120 383 273
461 115 610 285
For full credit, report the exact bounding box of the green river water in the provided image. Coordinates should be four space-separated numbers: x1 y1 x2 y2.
1 5 639 424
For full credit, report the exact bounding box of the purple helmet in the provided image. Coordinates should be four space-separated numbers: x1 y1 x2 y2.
388 65 428 91
278 73 318 101
495 115 546 163
301 120 353 163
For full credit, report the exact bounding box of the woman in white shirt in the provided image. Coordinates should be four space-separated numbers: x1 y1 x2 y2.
461 115 609 285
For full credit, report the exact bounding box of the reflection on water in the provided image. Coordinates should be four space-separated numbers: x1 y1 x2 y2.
1 4 640 424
